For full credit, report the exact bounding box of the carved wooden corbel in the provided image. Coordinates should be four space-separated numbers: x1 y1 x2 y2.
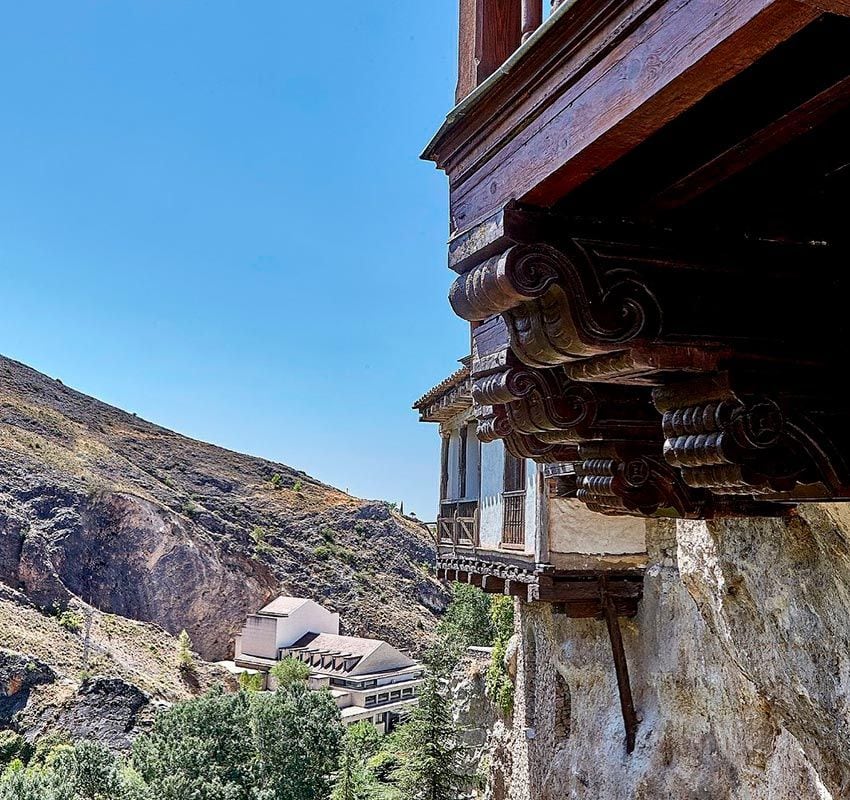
654 372 850 501
450 242 662 367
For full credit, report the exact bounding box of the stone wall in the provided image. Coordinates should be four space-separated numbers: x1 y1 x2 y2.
486 507 850 799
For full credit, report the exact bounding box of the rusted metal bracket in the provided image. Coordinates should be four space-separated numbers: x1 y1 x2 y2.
601 575 639 754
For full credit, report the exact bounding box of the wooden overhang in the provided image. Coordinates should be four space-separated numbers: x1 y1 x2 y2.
414 360 472 424
425 0 850 520
426 0 850 240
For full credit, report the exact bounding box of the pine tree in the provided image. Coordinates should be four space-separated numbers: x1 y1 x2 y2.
332 722 382 800
391 675 468 800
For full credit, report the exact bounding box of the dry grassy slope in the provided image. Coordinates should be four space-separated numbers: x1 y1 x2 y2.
0 588 227 701
0 583 231 747
0 355 444 661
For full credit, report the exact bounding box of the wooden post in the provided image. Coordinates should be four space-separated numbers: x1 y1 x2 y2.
456 0 523 103
521 0 543 43
602 578 639 754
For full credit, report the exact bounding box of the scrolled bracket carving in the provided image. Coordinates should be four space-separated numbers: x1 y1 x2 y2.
654 373 850 500
450 242 662 367
575 443 710 518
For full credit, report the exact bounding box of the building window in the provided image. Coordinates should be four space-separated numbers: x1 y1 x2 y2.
390 690 401 701
365 696 376 708
502 451 526 547
402 687 413 697
377 692 389 703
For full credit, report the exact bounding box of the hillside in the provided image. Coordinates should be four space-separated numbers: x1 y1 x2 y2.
0 355 444 664
0 583 232 748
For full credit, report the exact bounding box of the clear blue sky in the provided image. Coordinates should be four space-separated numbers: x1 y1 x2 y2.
0 1 468 518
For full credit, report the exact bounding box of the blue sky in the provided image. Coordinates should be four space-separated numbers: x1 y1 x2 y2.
0 1 467 518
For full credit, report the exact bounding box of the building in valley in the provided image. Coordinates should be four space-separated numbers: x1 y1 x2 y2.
233 596 423 733
417 0 850 795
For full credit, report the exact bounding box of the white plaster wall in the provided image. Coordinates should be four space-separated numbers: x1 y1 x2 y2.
548 497 646 555
522 460 539 557
275 601 340 648
239 614 278 658
479 438 505 550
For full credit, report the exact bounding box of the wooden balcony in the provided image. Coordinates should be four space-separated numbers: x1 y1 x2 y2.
427 0 850 520
427 0 850 243
437 500 479 547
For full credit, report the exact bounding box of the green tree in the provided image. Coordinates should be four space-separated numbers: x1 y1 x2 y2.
269 656 310 688
0 730 27 767
250 683 343 800
52 740 124 800
176 629 194 671
437 583 494 653
0 762 59 800
390 675 468 800
485 595 515 715
238 671 266 692
131 688 254 800
489 595 514 642
332 722 383 800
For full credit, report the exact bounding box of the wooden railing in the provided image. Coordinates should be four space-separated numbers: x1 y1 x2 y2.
438 500 479 547
456 0 547 101
501 490 526 548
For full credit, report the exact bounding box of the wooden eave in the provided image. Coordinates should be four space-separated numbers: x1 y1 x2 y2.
423 0 850 238
414 360 473 423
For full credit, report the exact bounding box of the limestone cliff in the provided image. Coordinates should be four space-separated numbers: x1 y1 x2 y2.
484 507 850 799
0 355 444 661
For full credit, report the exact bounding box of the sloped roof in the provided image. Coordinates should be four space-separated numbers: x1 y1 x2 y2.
287 632 383 661
413 361 470 410
258 596 311 617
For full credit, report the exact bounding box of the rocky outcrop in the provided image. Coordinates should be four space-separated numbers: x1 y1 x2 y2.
14 674 156 751
486 508 850 799
0 355 444 660
0 651 55 727
450 652 501 782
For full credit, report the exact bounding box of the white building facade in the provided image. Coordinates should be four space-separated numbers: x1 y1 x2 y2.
234 597 423 734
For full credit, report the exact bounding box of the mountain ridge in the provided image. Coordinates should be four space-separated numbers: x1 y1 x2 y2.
0 354 444 663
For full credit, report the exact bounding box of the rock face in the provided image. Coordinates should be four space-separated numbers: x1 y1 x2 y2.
486 507 850 799
15 674 156 751
0 355 444 660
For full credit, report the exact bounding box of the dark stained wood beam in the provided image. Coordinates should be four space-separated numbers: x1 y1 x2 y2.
456 0 523 102
603 580 639 754
654 74 850 209
802 0 850 14
433 0 822 235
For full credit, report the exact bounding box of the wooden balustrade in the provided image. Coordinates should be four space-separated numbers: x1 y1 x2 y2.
438 500 479 546
455 0 545 102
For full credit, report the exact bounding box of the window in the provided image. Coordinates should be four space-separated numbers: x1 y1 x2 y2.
458 426 468 498
502 451 526 547
504 451 526 492
390 690 401 701
365 695 376 708
378 692 389 703
402 687 413 697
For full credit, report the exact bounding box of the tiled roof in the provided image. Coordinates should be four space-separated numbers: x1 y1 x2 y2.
412 359 470 410
287 632 383 662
